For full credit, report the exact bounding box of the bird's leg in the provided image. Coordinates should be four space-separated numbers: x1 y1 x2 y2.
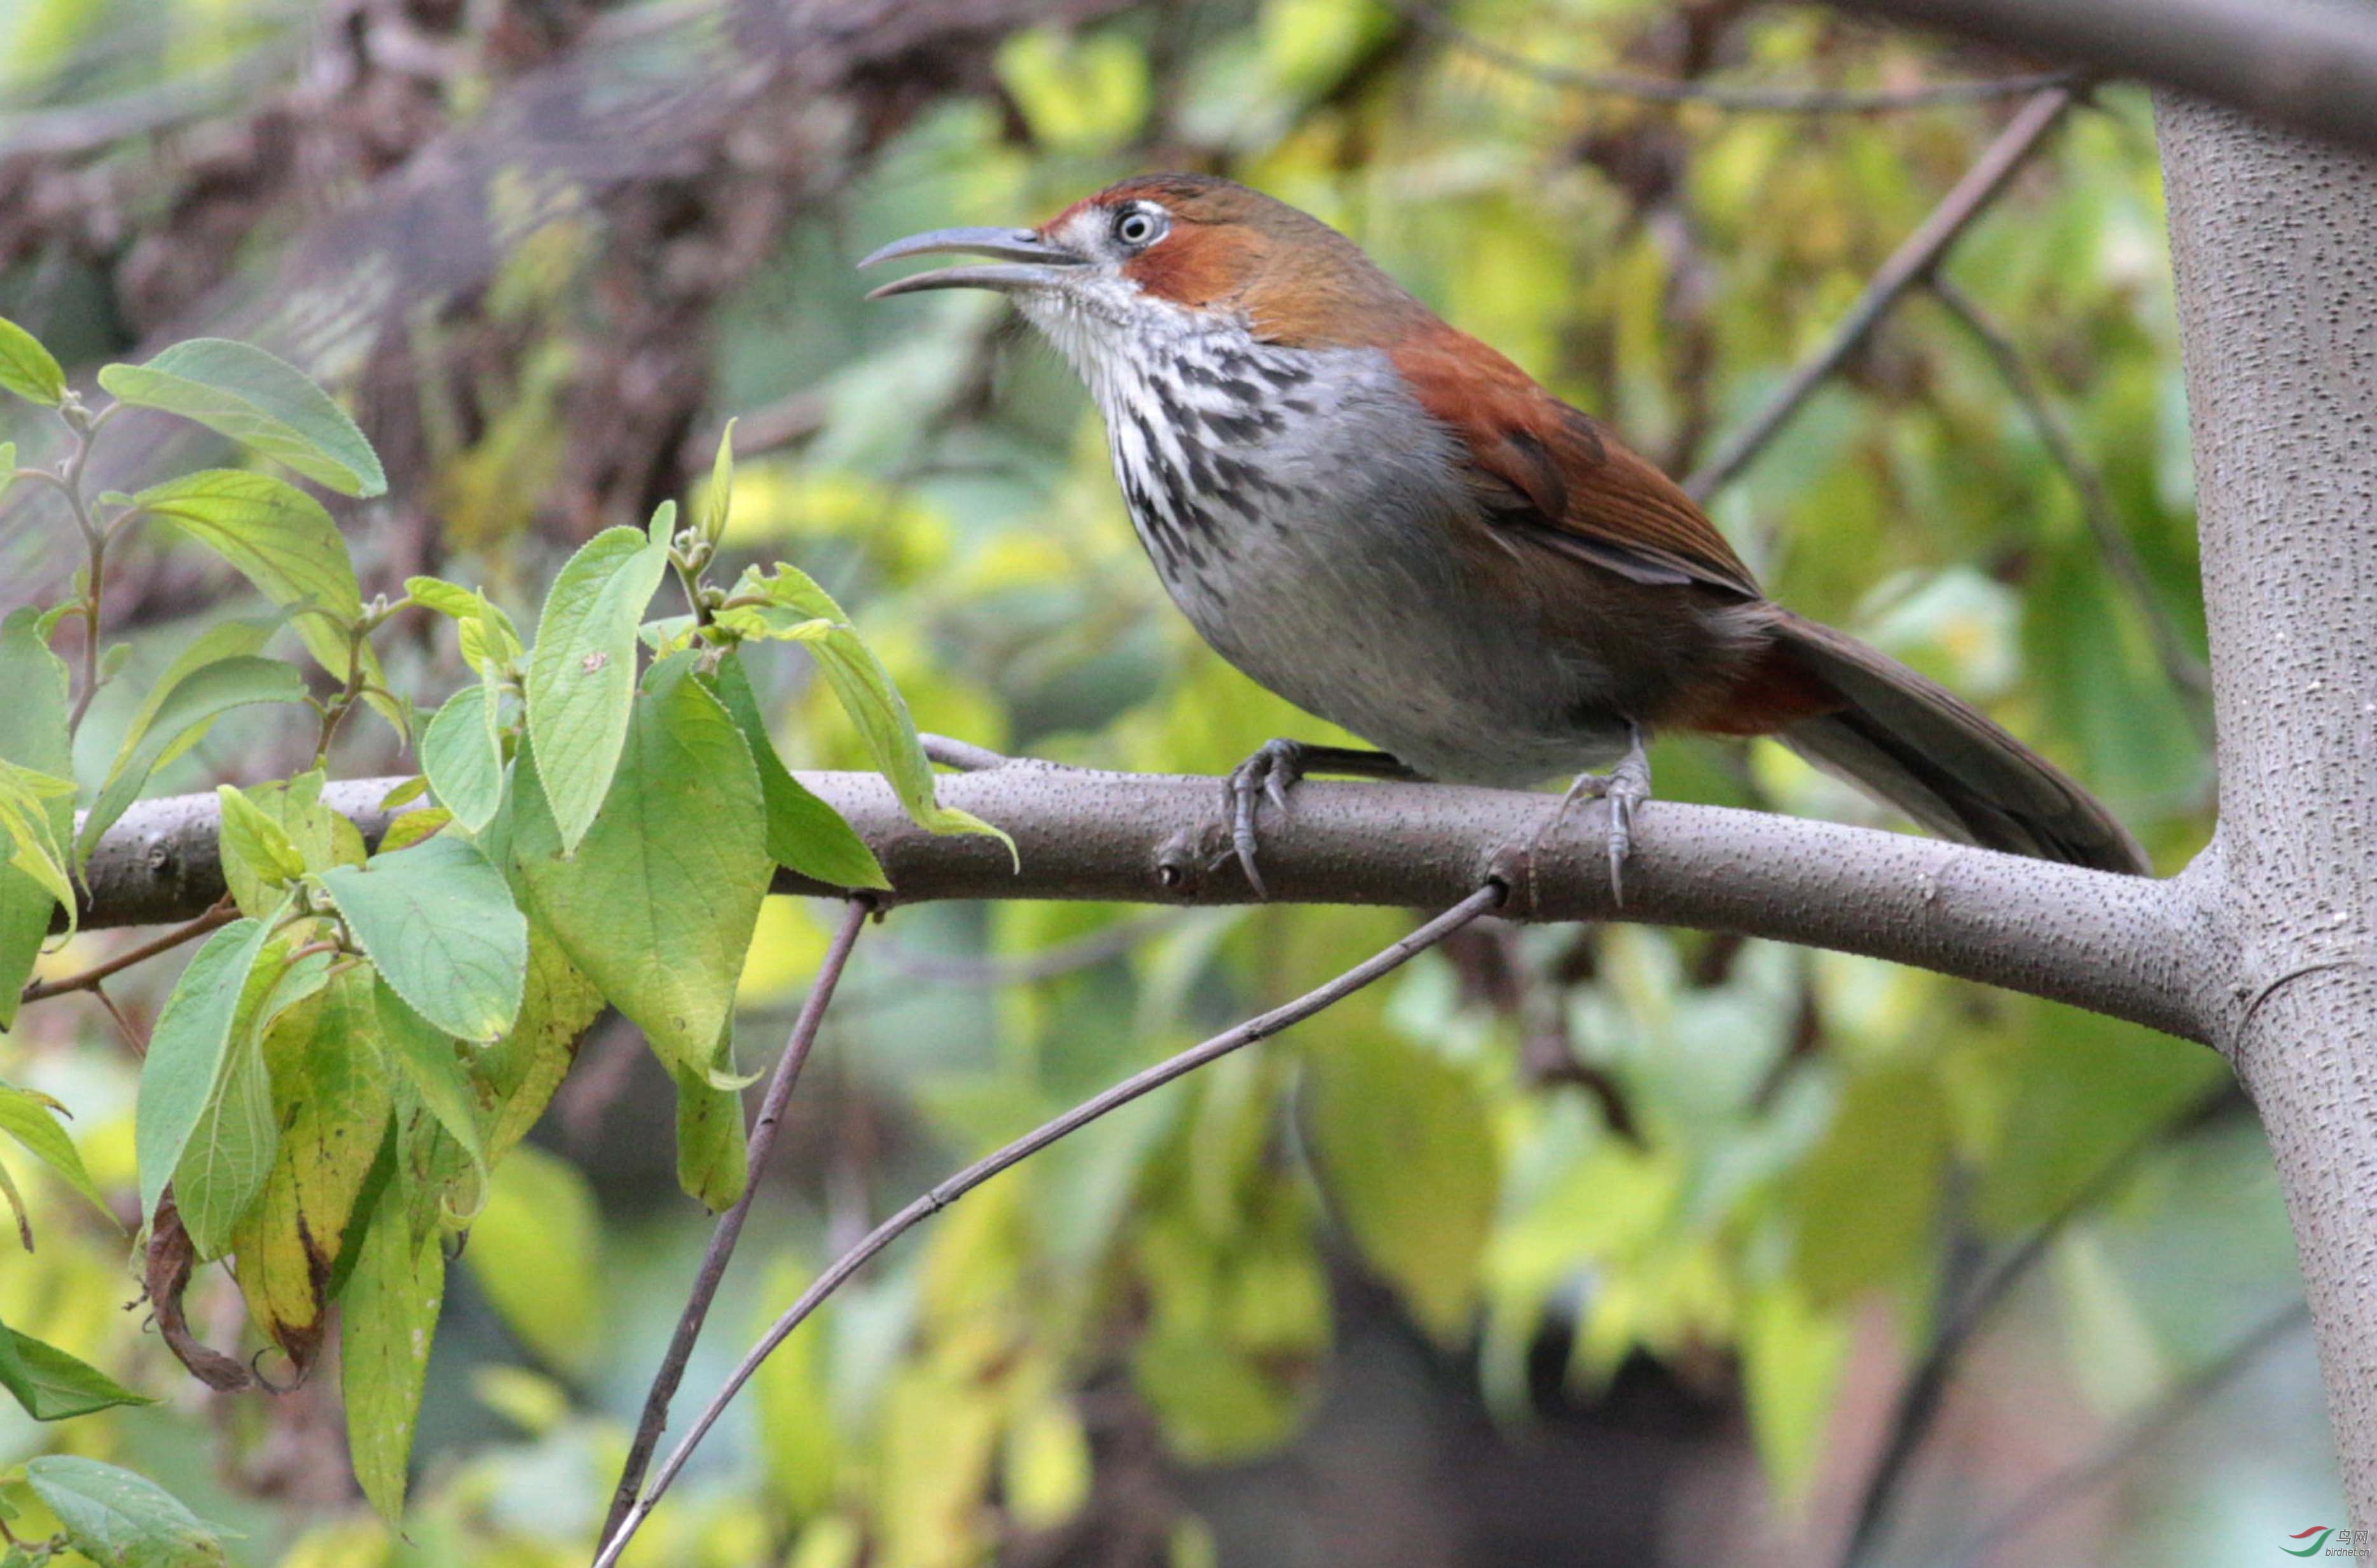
1540 724 1653 904
1226 740 1419 897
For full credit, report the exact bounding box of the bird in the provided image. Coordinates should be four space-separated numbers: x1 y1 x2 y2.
859 174 2147 895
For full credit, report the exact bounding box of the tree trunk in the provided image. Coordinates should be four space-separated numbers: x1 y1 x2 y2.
2160 94 2377 1530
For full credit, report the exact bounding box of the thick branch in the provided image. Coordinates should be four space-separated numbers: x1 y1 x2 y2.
1828 0 2377 152
78 767 2207 1042
2158 94 2377 1531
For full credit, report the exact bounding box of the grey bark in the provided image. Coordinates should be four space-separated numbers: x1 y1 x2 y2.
1828 0 2377 153
2158 95 2377 1534
85 768 2203 1040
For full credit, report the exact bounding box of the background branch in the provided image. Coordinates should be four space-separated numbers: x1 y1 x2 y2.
1824 0 2377 152
1683 86 2074 502
73 767 2209 1042
1394 0 2076 113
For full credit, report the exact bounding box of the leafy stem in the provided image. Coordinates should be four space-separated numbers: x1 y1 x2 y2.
32 395 125 741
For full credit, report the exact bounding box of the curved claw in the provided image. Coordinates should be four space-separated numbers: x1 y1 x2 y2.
1225 739 1311 898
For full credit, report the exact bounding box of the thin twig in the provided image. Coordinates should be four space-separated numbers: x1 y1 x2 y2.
18 900 237 1007
919 733 1016 773
1684 86 2077 503
1836 1083 2246 1568
1930 1300 2310 1568
1927 276 2215 735
590 880 1508 1567
595 895 872 1547
871 911 1185 987
1395 0 2077 113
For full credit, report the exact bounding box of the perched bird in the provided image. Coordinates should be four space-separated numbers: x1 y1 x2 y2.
861 174 2146 892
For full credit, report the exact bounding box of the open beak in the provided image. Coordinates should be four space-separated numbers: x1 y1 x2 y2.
858 226 1086 299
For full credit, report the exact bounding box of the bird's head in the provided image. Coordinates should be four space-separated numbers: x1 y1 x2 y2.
859 174 1424 354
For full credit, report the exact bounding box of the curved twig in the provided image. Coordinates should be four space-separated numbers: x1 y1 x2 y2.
588 882 1510 1567
1684 86 2077 502
595 895 872 1547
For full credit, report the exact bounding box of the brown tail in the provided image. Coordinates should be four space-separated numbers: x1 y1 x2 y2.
1761 611 2148 876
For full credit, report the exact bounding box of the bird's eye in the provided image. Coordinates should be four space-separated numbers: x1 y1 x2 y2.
1113 208 1161 247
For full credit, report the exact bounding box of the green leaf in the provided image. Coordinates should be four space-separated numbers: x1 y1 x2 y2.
647 497 677 549
419 684 505 832
0 317 64 406
77 655 309 862
173 947 334 1258
228 965 393 1369
405 576 523 673
132 469 364 680
24 1457 226 1568
710 651 888 890
0 443 14 506
1740 1282 1853 1505
509 654 769 1083
1788 1064 1948 1304
522 526 670 853
315 836 526 1044
373 978 488 1210
0 1083 110 1221
342 1181 444 1520
461 1143 602 1376
134 911 283 1220
108 616 281 776
696 418 736 544
721 565 1010 852
0 604 72 1028
672 1026 748 1213
0 763 78 949
0 1315 151 1420
216 784 307 916
1302 1034 1501 1342
98 338 385 498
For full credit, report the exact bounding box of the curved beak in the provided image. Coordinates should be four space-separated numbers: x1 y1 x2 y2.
858 226 1086 299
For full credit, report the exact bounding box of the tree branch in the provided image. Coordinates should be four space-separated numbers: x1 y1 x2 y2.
1393 0 2077 113
1826 0 2377 152
73 766 2210 1043
589 881 1510 1568
1683 86 2075 502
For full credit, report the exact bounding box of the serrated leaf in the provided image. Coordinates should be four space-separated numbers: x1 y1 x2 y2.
647 497 677 549
0 1084 109 1221
24 1457 226 1568
522 526 669 853
216 784 307 917
342 1181 444 1520
373 978 489 1213
709 651 888 890
0 1314 150 1420
172 947 333 1258
419 684 505 832
672 1024 748 1213
99 338 385 497
132 469 364 680
77 654 310 862
0 317 64 406
228 965 392 1370
509 654 768 1083
722 565 1010 855
315 836 525 1044
134 910 284 1219
0 606 72 1026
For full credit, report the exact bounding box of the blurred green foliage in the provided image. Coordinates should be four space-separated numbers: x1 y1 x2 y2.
0 1 2324 1565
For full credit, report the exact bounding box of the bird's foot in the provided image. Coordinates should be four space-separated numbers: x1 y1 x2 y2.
1535 727 1653 905
1223 741 1416 898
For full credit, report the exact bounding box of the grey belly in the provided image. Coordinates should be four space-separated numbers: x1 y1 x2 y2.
1148 490 1636 788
